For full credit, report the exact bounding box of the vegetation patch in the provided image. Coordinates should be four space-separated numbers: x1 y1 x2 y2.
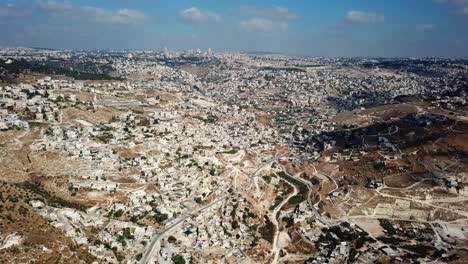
17 182 88 211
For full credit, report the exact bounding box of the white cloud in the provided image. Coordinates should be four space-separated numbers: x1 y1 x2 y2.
237 5 298 33
37 0 72 14
416 24 435 30
434 0 468 15
37 0 150 24
81 6 149 24
460 6 468 15
237 6 300 20
117 8 149 22
434 0 468 5
0 4 32 17
240 18 288 33
179 7 221 24
346 10 385 23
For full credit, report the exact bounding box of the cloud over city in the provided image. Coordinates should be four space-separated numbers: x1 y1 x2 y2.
236 5 299 33
346 11 385 24
179 7 221 24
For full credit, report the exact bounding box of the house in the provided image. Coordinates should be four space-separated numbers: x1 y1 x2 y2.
0 122 7 130
30 200 45 208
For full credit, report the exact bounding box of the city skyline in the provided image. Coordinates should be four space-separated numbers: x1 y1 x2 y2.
1 1 468 57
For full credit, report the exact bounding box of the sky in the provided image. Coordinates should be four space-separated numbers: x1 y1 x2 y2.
0 0 468 57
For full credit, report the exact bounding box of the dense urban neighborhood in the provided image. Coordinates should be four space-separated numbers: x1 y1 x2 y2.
0 48 467 263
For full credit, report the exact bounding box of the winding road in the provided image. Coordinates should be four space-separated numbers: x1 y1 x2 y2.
270 163 332 264
140 157 279 264
140 196 227 264
270 175 298 264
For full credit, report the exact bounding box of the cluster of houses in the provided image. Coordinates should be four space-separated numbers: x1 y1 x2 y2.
1 48 467 263
2 73 283 262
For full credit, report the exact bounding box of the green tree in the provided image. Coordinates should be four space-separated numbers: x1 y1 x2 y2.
172 255 186 264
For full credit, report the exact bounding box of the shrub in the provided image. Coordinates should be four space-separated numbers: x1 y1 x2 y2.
172 255 186 264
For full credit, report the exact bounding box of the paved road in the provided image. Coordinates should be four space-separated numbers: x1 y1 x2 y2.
140 196 227 264
140 156 304 264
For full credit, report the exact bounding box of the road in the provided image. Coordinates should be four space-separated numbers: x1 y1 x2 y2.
375 186 468 218
270 163 332 264
270 175 298 264
382 178 432 191
140 196 227 264
284 168 330 226
141 157 278 264
250 157 277 196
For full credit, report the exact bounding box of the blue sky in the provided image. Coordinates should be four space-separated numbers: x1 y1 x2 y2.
0 0 468 57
